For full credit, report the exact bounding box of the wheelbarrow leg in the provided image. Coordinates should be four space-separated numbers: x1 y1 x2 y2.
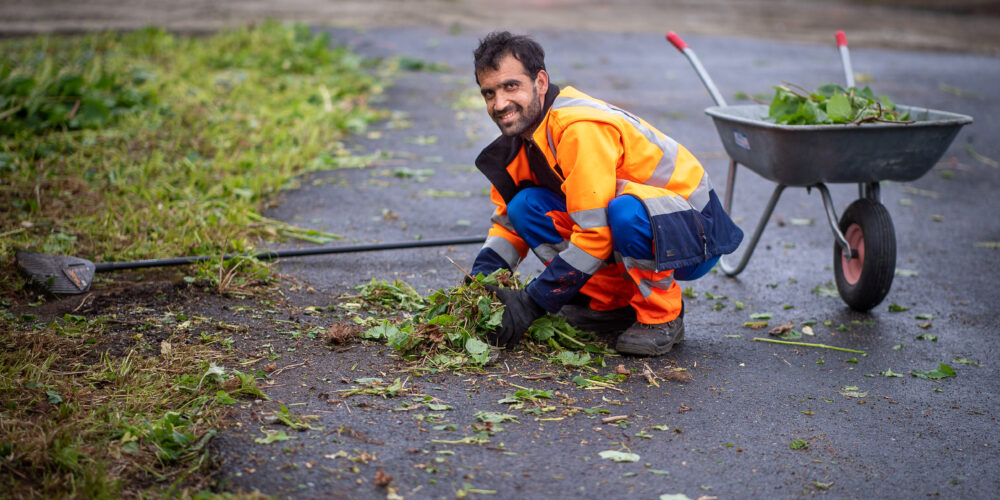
719 183 786 276
858 181 880 203
814 183 856 261
723 159 738 213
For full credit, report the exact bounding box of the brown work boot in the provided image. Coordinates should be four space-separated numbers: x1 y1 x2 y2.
556 304 637 336
615 313 685 356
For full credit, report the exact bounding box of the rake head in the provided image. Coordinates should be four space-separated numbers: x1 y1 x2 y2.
15 251 97 295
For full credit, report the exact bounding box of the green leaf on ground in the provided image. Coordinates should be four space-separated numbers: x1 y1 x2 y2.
254 428 297 444
475 411 519 424
812 481 833 490
551 350 592 367
912 363 956 380
789 439 809 450
45 391 63 405
839 386 868 398
812 285 840 298
598 450 640 462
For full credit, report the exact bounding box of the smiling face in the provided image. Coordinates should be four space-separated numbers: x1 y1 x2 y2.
477 54 549 138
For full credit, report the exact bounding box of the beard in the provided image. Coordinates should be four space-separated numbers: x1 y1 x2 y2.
492 86 542 137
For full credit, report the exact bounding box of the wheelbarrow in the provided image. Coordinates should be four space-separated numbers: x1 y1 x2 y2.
666 31 973 311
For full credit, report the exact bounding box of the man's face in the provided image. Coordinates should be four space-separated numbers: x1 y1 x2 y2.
477 55 548 138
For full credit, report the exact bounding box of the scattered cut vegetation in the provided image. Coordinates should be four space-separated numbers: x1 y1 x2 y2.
350 271 617 372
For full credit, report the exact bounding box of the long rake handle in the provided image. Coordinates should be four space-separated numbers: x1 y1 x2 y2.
93 236 486 272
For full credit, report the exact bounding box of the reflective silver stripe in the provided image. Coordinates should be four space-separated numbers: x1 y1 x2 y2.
687 173 714 211
560 242 606 275
570 207 608 230
621 256 657 272
532 241 568 264
615 179 630 196
647 137 679 188
484 235 522 269
552 95 679 188
636 275 675 298
619 255 673 297
546 127 558 164
643 192 693 217
490 212 515 232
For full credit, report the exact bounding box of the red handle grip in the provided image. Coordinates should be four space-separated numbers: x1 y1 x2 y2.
836 30 848 47
666 31 688 51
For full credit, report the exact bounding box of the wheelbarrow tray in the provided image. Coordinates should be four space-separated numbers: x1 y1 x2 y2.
705 104 973 186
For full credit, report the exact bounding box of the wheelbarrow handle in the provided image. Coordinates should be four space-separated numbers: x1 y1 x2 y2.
835 30 856 88
665 31 728 107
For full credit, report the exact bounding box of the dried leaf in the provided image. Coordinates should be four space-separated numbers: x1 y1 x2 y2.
325 324 359 344
768 322 793 335
374 469 392 487
662 368 693 383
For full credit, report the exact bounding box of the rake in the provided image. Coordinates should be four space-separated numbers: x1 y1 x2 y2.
15 236 485 295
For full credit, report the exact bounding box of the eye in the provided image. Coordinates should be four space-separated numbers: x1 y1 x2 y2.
504 82 518 91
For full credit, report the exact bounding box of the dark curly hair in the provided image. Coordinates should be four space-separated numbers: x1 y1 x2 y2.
473 31 546 84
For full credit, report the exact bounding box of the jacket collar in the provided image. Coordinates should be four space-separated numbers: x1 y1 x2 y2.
528 82 560 140
476 83 561 169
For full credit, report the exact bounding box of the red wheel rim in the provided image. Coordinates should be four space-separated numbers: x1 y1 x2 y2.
842 224 864 285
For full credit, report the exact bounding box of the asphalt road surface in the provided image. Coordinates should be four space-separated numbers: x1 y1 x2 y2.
204 24 1000 499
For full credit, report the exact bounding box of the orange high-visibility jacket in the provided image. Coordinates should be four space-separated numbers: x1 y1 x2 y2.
474 85 742 312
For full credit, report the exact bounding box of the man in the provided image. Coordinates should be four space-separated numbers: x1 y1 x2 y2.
469 31 743 356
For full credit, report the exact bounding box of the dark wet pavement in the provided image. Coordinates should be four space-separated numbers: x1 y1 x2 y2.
213 26 1000 499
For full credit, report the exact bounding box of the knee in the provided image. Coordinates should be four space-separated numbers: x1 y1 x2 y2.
608 195 651 242
608 195 653 258
608 195 645 232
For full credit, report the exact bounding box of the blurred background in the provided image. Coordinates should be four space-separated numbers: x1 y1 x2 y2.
2 0 998 54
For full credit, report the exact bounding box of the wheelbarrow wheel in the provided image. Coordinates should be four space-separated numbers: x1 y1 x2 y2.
833 198 896 311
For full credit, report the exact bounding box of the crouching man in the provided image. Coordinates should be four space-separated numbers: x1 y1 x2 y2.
469 31 743 356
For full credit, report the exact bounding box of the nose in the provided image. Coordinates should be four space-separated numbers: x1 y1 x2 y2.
494 91 511 112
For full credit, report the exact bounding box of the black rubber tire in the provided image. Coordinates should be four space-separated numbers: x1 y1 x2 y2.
833 198 896 311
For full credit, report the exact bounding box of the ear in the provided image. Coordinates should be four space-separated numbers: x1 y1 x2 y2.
534 69 549 96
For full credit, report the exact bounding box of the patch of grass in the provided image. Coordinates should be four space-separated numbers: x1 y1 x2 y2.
1 21 387 294
0 313 265 497
0 21 385 497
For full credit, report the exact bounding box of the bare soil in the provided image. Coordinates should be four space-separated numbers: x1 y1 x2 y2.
1 0 999 54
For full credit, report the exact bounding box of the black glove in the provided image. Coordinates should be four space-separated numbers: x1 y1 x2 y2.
484 285 545 348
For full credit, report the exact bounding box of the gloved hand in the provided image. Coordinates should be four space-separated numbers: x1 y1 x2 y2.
484 284 545 348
